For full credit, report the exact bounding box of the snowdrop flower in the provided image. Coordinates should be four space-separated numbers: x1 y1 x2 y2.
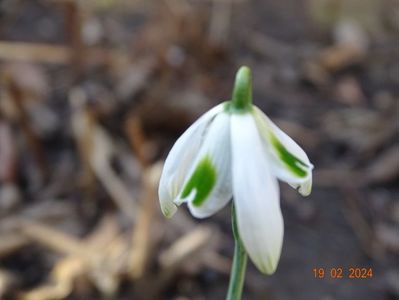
158 66 313 274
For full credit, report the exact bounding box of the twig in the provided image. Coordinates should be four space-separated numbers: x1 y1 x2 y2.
0 42 129 66
0 234 29 258
209 0 232 46
128 163 161 279
202 251 231 274
63 1 84 77
18 220 88 257
69 88 137 222
18 215 129 300
125 115 151 168
4 77 48 182
159 225 212 267
341 187 382 258
0 269 14 298
140 226 213 299
0 121 18 182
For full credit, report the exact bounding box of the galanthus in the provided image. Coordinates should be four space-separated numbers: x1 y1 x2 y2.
158 66 313 276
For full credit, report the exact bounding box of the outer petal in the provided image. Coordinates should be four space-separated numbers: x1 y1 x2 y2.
182 112 233 218
253 107 313 196
158 104 223 217
231 113 283 274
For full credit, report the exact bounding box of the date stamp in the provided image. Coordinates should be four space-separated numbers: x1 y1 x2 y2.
313 267 373 279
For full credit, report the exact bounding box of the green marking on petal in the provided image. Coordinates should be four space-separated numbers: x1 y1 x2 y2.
181 156 217 207
270 134 308 178
252 107 311 179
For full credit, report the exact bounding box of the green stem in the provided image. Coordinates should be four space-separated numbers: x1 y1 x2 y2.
226 204 248 300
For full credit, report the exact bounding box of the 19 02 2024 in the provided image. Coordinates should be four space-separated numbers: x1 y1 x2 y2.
313 267 373 279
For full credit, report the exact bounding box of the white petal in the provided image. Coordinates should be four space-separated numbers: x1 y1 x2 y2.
253 107 313 196
185 112 232 218
158 104 223 217
231 113 283 274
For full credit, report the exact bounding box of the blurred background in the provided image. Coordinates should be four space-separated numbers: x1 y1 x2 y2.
0 0 398 299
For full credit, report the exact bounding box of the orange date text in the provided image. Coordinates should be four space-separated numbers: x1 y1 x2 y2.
312 267 373 279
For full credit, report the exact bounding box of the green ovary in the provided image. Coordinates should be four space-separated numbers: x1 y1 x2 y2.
181 156 217 207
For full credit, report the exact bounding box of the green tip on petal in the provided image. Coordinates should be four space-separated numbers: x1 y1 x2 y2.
181 156 217 207
229 66 253 112
162 205 177 219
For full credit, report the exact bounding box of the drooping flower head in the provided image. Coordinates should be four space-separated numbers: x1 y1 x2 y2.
159 66 313 274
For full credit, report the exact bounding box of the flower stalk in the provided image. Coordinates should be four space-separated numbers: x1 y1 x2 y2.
226 204 248 300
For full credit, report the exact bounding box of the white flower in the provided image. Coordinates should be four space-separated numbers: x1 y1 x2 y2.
158 67 313 275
